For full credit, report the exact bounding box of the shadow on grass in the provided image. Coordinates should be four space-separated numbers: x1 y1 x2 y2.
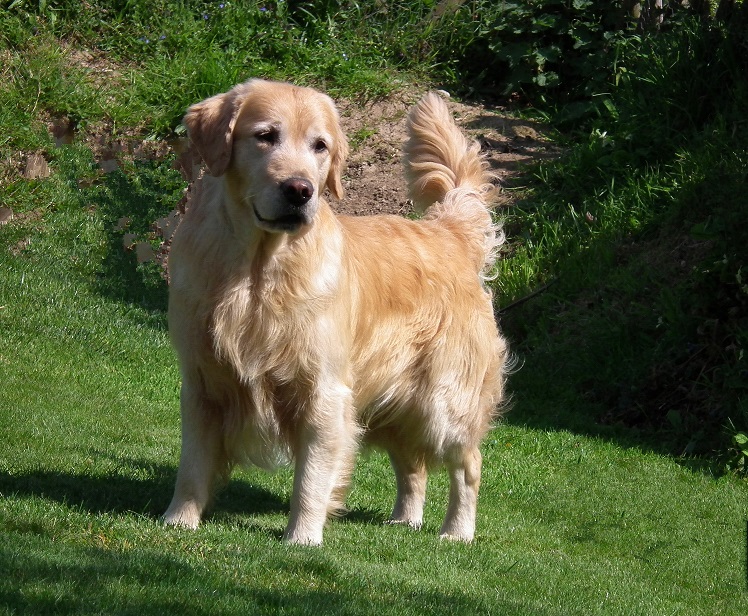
0 459 390 535
498 307 719 477
0 536 554 616
89 161 185 320
342 507 389 526
0 461 288 523
0 544 221 616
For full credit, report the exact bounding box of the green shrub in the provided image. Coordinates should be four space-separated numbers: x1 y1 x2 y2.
430 1 620 96
498 7 748 464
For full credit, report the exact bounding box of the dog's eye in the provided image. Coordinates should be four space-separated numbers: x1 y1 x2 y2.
313 139 328 153
255 129 279 145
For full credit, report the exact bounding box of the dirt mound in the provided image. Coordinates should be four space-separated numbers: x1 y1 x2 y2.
333 90 557 216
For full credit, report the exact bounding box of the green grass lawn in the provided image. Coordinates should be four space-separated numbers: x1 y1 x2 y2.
2 2 748 614
1 139 746 616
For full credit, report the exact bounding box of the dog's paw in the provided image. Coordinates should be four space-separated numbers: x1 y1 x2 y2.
162 504 201 530
282 531 323 547
385 518 422 530
438 530 474 543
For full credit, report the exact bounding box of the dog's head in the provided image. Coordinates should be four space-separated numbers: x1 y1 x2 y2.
184 79 348 234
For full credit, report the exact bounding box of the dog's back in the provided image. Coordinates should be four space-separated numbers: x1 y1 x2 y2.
337 91 507 463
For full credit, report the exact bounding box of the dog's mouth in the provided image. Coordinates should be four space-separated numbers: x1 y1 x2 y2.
253 206 309 233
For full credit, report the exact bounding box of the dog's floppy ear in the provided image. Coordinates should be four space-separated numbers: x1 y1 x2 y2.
183 81 252 177
322 97 349 200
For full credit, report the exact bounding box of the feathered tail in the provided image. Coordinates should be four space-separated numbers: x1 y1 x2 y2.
403 92 503 278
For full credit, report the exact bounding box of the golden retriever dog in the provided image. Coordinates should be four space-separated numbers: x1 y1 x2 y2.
163 79 509 545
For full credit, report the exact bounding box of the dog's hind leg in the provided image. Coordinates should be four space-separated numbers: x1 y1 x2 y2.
387 447 427 529
439 445 482 542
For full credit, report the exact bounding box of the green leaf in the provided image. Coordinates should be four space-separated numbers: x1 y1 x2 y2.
602 98 619 120
690 220 723 240
535 71 560 88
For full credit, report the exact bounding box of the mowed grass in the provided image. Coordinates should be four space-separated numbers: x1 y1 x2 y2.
2 2 748 615
1 105 747 616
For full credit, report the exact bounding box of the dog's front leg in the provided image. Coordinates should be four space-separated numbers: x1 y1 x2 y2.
283 385 356 546
163 379 226 529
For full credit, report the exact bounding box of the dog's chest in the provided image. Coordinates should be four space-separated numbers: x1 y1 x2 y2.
209 271 330 386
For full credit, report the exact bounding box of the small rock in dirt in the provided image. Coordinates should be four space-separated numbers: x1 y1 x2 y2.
99 159 119 174
50 118 76 146
24 154 50 179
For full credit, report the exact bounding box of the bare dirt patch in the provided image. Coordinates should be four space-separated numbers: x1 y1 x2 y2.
334 90 558 217
20 87 557 221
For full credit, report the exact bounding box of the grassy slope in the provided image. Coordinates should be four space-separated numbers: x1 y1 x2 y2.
1 4 747 615
2 213 746 614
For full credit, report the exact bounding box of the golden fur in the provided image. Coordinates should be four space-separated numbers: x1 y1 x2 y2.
163 79 509 545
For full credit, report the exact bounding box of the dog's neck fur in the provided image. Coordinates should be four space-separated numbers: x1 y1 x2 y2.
210 180 345 383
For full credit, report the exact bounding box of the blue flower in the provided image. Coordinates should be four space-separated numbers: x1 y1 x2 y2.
203 13 209 20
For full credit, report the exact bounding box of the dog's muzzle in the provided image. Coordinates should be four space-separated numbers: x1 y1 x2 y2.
254 178 315 233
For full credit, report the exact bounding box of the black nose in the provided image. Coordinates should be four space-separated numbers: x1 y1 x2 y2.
281 178 314 207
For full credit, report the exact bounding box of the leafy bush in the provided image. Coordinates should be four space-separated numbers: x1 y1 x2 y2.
498 6 748 465
430 1 624 97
